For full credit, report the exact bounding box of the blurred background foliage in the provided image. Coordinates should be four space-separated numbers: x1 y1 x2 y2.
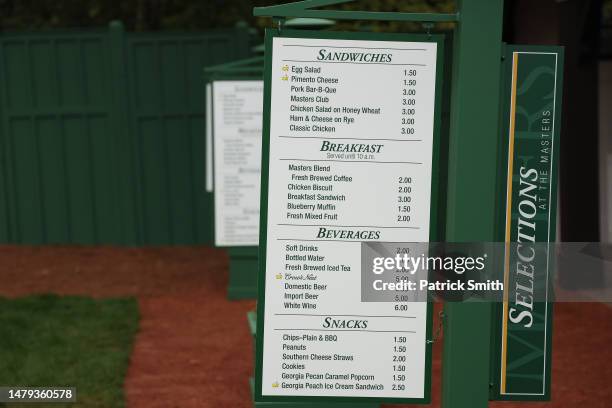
605 0 612 23
0 0 610 32
0 0 455 32
0 0 609 32
0 0 609 48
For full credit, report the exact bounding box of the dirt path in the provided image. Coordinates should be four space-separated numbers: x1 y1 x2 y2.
123 258 255 408
0 245 255 408
0 245 610 407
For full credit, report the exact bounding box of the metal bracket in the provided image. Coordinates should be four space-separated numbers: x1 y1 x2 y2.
422 22 435 38
273 17 286 32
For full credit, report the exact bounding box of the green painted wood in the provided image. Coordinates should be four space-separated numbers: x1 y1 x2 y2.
228 247 259 299
205 56 265 75
39 118 69 243
253 0 458 22
126 29 251 245
2 42 40 243
65 117 97 243
11 120 44 243
89 115 118 243
0 23 251 245
109 21 140 245
0 33 118 244
0 44 9 242
441 1 505 408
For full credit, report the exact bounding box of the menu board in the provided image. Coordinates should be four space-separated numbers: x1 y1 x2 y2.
213 80 264 247
255 31 443 404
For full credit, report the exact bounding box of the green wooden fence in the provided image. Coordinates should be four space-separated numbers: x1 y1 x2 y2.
0 22 251 245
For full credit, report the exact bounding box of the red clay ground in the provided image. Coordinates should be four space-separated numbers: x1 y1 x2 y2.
0 245 610 408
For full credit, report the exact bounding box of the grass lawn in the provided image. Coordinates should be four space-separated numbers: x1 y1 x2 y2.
0 295 139 408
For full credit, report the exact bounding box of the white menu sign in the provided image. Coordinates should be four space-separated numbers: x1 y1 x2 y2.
258 35 439 401
213 80 263 246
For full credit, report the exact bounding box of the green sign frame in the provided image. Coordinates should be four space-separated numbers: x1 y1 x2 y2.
490 44 564 401
254 27 446 405
253 0 458 23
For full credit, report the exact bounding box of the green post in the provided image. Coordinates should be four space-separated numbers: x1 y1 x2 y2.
442 1 504 408
228 247 259 299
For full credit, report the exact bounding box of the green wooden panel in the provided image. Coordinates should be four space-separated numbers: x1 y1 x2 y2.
57 40 84 105
82 40 108 106
9 119 44 243
0 40 33 243
126 30 250 245
139 117 171 244
0 33 118 245
160 43 184 109
191 114 208 243
108 22 140 245
165 118 196 244
31 41 59 107
0 34 105 244
0 165 7 242
64 116 96 244
132 43 159 109
3 42 32 108
37 117 69 243
89 115 119 243
0 25 250 245
0 82 8 242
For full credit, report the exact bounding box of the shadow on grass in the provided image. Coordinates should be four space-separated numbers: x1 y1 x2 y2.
0 294 139 408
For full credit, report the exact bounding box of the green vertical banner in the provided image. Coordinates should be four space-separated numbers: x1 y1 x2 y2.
491 46 564 401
